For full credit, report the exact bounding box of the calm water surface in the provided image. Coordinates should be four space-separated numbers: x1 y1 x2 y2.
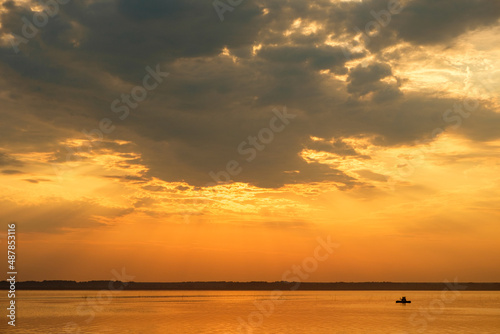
2 290 500 333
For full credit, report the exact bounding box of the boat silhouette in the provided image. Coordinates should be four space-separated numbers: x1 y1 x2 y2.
396 296 411 303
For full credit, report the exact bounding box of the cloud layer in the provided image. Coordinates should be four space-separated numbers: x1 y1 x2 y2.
0 0 499 231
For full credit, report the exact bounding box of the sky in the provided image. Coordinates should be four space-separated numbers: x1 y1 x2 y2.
0 0 499 282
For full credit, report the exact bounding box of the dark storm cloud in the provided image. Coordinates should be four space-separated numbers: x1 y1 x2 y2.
305 137 368 158
1 0 263 82
393 0 500 45
325 0 500 51
355 169 389 182
0 0 499 189
0 1 67 81
117 0 188 21
259 45 363 75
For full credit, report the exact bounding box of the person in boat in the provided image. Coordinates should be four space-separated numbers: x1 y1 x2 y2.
401 296 407 302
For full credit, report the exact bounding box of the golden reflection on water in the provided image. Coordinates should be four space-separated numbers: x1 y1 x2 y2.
3 291 500 333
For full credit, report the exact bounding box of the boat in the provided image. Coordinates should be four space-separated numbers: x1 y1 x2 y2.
396 296 411 303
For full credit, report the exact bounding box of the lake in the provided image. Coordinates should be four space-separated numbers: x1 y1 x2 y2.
2 290 500 333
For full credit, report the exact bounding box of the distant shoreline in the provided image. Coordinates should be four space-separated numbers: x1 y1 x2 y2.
1 281 500 291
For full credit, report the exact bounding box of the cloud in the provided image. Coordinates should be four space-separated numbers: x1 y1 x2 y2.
103 174 147 183
23 178 51 184
0 198 134 233
325 0 500 51
347 62 401 100
1 169 24 174
0 0 498 192
0 152 22 167
355 169 389 182
259 45 363 75
305 137 368 158
392 0 500 46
